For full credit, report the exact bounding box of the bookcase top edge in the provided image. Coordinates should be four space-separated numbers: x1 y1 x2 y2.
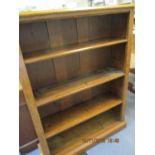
19 3 134 23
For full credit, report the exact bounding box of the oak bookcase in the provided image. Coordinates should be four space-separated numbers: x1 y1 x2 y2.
19 4 134 155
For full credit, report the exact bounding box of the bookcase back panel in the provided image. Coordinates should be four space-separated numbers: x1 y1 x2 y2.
26 59 57 91
19 22 50 53
47 19 78 48
26 47 112 91
39 82 111 118
111 44 126 70
111 13 129 38
110 78 124 99
77 15 111 42
19 13 128 55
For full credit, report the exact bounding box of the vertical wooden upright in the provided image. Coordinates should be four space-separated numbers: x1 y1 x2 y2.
120 9 134 120
19 49 51 155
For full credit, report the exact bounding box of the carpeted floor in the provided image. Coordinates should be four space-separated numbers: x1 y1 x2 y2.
23 75 135 155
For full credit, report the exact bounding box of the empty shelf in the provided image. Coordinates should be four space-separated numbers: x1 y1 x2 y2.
35 68 124 107
43 94 122 139
48 110 126 155
24 38 127 64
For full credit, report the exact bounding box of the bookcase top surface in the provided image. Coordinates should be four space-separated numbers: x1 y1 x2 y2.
19 3 134 23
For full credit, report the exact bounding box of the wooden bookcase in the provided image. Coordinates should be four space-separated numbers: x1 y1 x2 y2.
19 4 134 155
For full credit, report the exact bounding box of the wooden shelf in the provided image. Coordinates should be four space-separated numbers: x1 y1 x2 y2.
43 94 122 139
24 38 127 64
35 68 124 107
48 110 126 155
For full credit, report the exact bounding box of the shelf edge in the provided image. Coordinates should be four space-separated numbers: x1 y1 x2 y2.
69 121 127 155
45 97 122 139
36 71 124 107
24 39 127 64
51 121 126 155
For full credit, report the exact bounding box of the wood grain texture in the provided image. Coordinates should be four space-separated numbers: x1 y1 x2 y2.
26 60 57 91
111 44 126 70
47 19 79 112
111 13 128 39
47 19 78 49
19 138 38 153
35 68 124 107
19 5 134 154
19 49 50 155
24 38 127 64
38 83 110 119
77 17 92 104
19 4 134 23
20 22 49 53
19 90 38 153
48 110 126 155
43 94 122 139
120 9 134 120
53 56 74 113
